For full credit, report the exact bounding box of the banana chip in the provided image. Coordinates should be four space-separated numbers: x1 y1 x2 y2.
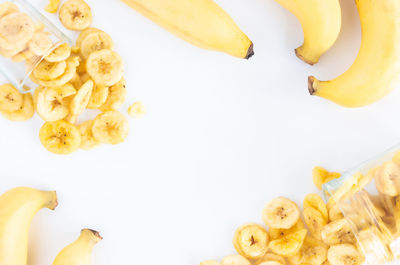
86 49 124 87
33 56 80 87
233 223 269 259
78 120 100 150
0 12 34 50
304 194 328 223
33 60 67 81
92 110 129 145
269 219 304 240
287 237 328 265
100 77 126 110
59 0 92 30
45 43 71 63
45 0 61 13
70 79 93 116
263 197 300 229
327 244 364 265
269 229 307 257
255 253 286 265
303 207 327 240
79 29 114 59
321 219 355 245
312 167 341 190
0 2 19 19
200 261 220 265
29 31 53 56
39 120 81 154
375 161 400 196
128 101 146 118
0 93 34 121
0 83 23 112
221 255 251 265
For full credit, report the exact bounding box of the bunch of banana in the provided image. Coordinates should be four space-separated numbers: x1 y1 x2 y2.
120 0 253 59
0 186 101 265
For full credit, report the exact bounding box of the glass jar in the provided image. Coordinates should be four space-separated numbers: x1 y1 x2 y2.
324 144 400 265
0 0 71 92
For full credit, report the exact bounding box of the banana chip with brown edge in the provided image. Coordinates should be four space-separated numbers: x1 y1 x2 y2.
59 0 92 31
263 197 300 229
269 229 307 257
39 120 81 155
233 223 269 259
0 93 34 121
86 49 123 87
0 83 23 112
92 110 129 145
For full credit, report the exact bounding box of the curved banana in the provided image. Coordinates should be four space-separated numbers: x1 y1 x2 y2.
274 0 341 65
309 0 400 107
0 187 58 265
120 0 253 59
52 229 102 265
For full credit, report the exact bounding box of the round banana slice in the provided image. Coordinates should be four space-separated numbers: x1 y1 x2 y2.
0 93 34 121
33 60 67 81
263 197 300 229
33 86 44 108
80 73 109 109
80 29 114 59
233 223 269 259
70 79 93 116
287 237 328 265
326 199 343 222
86 49 124 87
270 219 304 241
45 0 61 13
76 27 101 47
255 254 286 265
69 73 83 89
375 161 400 196
304 194 328 223
312 167 341 190
221 255 251 265
321 219 355 245
59 0 92 31
0 2 19 19
45 43 71 63
12 48 35 62
0 12 35 50
29 32 53 56
36 84 76 122
0 42 26 58
269 229 307 257
0 83 23 112
99 77 126 110
303 207 327 240
92 110 129 145
200 261 220 265
327 244 364 265
39 120 81 155
33 56 80 87
128 101 146 118
78 120 100 150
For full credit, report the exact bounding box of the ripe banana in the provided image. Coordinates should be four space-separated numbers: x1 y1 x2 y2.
308 0 400 107
120 0 253 59
273 0 341 65
0 187 58 265
52 229 102 265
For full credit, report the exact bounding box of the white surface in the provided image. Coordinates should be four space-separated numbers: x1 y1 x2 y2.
1 0 400 264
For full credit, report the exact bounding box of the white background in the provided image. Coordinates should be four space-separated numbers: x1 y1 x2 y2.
1 0 400 264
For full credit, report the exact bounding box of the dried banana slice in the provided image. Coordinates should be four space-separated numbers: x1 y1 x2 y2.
326 199 343 222
0 2 19 18
0 12 34 50
70 79 93 116
327 244 364 265
45 43 71 63
39 120 81 154
254 253 286 265
76 27 101 47
29 31 53 56
304 194 328 222
200 261 220 265
45 0 61 13
78 120 100 150
69 73 83 89
233 223 269 259
303 207 327 240
312 167 341 190
0 41 26 58
321 219 355 245
92 110 129 145
269 219 304 240
33 60 67 81
287 237 328 265
0 83 23 112
80 29 114 59
33 56 80 87
128 101 146 118
12 49 35 62
0 93 34 121
375 161 400 196
36 84 76 121
263 197 300 229
269 229 307 257
99 77 126 110
59 0 92 31
221 255 251 265
86 49 124 87
80 73 109 109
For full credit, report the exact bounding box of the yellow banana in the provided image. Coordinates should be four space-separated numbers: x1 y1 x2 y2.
309 0 400 107
120 0 253 59
274 0 341 65
52 229 102 265
0 187 58 265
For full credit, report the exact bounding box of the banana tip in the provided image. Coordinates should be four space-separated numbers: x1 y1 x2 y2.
308 76 317 95
245 43 254 59
294 48 316 65
49 191 58 210
84 229 103 241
